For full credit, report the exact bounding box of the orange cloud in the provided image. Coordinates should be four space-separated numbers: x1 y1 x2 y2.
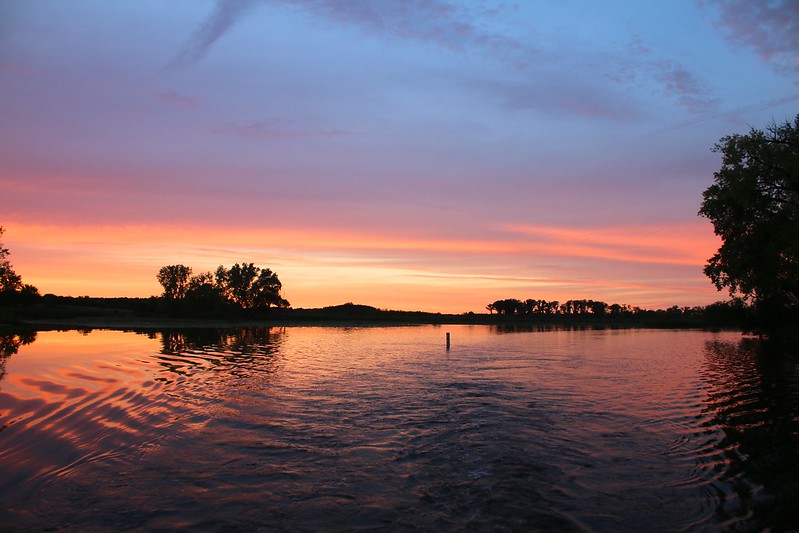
501 222 719 266
5 221 722 312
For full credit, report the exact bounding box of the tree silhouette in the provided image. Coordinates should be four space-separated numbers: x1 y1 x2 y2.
0 227 39 303
157 265 193 300
699 115 799 325
252 268 289 308
0 227 22 293
157 262 289 313
216 263 260 308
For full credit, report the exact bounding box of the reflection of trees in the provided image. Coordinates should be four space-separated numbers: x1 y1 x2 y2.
489 324 616 334
701 338 799 530
0 330 37 384
155 327 284 379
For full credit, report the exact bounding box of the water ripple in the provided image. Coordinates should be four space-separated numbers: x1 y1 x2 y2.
1 327 798 531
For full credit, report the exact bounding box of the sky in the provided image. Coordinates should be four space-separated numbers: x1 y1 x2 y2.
1 0 798 313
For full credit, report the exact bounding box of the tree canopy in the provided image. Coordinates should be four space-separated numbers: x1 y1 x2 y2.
156 262 290 315
699 115 799 323
156 265 192 300
0 227 39 303
486 298 633 317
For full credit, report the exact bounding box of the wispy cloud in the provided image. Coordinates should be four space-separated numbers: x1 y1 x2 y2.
704 0 799 77
608 35 719 114
165 0 260 70
167 0 533 70
10 221 720 309
502 222 719 267
0 61 34 74
167 1 715 117
652 59 720 113
155 90 199 109
486 77 638 119
212 119 353 138
292 0 529 60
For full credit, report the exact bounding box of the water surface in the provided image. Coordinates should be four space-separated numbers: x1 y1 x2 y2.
1 326 798 531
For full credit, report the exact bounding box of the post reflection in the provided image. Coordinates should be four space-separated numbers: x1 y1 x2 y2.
701 337 799 530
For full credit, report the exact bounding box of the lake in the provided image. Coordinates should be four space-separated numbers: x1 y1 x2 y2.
1 325 798 531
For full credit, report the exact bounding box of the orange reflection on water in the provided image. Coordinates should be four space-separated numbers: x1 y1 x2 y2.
0 330 179 488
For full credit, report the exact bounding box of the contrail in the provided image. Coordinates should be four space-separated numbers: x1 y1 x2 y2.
165 0 260 70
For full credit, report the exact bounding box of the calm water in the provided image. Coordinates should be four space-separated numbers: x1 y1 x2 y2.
1 326 798 531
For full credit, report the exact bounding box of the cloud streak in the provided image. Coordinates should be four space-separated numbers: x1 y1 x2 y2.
155 90 199 109
166 0 260 70
293 0 528 59
166 0 717 117
212 119 353 138
0 61 34 74
653 59 719 113
706 0 799 77
8 221 721 310
167 0 533 70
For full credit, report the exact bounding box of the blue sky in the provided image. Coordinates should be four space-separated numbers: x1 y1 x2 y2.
1 0 797 311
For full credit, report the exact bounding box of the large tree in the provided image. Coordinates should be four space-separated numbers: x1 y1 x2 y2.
0 227 40 303
0 227 22 293
699 115 799 318
216 263 259 308
158 262 289 312
157 264 193 300
252 268 289 309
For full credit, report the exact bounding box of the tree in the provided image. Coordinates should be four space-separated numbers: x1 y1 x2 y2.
589 300 608 316
699 116 799 321
490 298 523 316
216 263 259 308
0 227 39 304
252 268 289 308
215 263 289 309
0 226 23 293
157 264 193 300
157 262 289 315
183 271 231 316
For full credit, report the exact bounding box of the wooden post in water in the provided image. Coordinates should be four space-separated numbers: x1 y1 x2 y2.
446 332 451 350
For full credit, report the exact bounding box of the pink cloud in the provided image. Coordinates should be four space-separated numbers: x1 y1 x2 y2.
212 120 353 138
155 90 199 109
5 219 723 311
480 78 638 119
165 0 261 70
706 0 799 75
502 222 720 267
168 0 534 71
653 60 719 113
0 61 34 74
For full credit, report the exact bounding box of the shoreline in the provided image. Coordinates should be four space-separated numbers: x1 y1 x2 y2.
4 314 733 332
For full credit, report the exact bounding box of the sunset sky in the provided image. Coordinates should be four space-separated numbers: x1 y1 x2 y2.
2 0 797 312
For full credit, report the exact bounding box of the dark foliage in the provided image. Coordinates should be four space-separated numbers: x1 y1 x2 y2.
699 115 799 331
154 263 289 318
0 227 41 310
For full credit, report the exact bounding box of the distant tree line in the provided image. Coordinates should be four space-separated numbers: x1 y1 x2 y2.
155 263 290 317
485 297 749 326
486 298 636 317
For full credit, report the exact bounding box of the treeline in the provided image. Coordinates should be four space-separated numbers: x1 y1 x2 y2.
152 263 290 317
487 298 635 317
485 297 750 326
148 263 290 316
